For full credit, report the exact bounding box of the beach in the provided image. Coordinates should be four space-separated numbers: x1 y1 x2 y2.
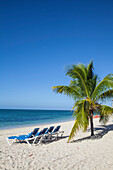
0 118 113 170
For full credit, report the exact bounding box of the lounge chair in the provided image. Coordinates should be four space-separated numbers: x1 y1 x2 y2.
39 126 55 143
49 125 64 140
44 126 54 135
6 128 39 146
32 127 48 144
13 128 48 146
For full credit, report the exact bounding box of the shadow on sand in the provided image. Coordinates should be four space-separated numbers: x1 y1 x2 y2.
13 124 113 145
71 123 113 143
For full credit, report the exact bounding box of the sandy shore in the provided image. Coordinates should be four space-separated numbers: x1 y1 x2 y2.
0 118 113 170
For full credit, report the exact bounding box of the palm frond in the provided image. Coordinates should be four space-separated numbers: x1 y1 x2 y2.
68 100 89 142
67 119 79 142
78 63 87 80
52 85 82 100
92 74 113 101
81 100 89 132
87 60 94 80
99 105 113 124
66 64 90 98
98 89 113 102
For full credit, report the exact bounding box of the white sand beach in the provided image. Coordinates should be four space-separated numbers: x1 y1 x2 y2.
0 118 113 170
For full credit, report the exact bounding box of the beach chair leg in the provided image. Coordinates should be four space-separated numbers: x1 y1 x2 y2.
61 133 63 137
6 138 11 145
6 138 17 146
25 139 32 146
48 134 52 141
39 137 42 144
12 138 17 145
33 137 40 144
37 140 41 145
57 133 59 140
54 133 58 140
33 137 37 144
61 131 64 137
36 137 42 145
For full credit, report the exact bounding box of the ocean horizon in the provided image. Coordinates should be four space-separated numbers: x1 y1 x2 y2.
0 109 74 130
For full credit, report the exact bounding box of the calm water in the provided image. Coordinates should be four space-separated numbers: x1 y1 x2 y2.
0 109 74 129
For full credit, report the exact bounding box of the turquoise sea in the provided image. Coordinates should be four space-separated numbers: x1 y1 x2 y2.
0 109 74 129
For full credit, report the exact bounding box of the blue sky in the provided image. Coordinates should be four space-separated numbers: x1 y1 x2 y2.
0 0 113 109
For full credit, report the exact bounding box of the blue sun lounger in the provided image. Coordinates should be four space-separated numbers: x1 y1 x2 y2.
44 126 54 135
39 126 54 143
32 127 48 144
39 126 64 143
6 128 39 146
50 125 64 140
51 125 61 136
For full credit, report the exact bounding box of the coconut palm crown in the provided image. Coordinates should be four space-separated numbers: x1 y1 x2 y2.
52 61 113 142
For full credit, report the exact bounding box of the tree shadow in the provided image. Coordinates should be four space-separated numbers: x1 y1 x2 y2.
12 124 113 145
71 124 113 143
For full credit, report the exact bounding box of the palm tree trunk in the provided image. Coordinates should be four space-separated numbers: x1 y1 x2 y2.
90 110 94 136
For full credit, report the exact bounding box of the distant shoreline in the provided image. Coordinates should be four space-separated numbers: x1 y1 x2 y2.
0 108 73 111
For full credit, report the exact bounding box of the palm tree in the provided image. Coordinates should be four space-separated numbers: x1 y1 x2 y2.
52 61 113 142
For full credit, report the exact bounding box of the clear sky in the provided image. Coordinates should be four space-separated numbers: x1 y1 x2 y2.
0 0 113 110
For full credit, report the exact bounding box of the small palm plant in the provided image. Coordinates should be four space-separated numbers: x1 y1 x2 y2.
52 61 113 142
